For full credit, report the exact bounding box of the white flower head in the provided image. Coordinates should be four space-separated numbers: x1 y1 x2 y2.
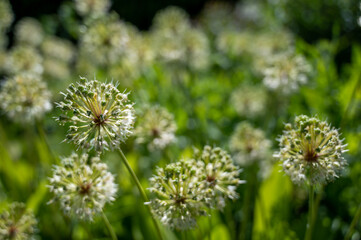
74 0 111 18
14 17 44 47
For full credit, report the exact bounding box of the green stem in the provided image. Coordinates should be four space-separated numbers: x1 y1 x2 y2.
118 149 163 240
344 203 361 240
101 211 117 240
304 185 315 240
208 215 212 240
35 120 58 164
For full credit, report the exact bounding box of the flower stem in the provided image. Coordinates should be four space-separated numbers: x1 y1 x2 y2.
344 203 361 240
101 211 117 240
304 185 315 240
118 149 163 240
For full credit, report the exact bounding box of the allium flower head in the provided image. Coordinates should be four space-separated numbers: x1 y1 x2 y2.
43 58 71 80
56 76 135 152
0 74 52 123
4 46 43 76
193 146 245 210
134 105 176 150
0 202 37 240
0 0 13 31
230 122 271 166
80 14 131 66
262 51 311 94
74 0 111 18
152 6 190 34
230 85 267 118
48 153 117 221
147 159 208 230
41 36 75 63
14 18 44 47
274 115 348 185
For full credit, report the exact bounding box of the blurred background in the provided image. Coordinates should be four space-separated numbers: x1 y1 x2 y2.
0 0 361 239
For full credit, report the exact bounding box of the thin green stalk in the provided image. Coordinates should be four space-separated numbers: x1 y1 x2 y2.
344 203 361 240
305 185 315 240
118 149 163 240
101 211 117 240
208 215 212 240
35 120 58 164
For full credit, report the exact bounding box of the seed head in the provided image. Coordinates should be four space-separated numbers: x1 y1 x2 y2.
274 115 348 185
56 76 135 152
147 159 208 230
0 74 52 123
134 105 176 150
48 153 117 221
0 202 37 240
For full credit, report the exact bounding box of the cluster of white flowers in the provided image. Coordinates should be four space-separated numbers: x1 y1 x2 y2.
0 74 52 123
134 105 176 150
56 76 135 152
0 202 37 240
148 146 244 230
74 0 111 18
4 46 43 76
14 17 44 47
274 115 348 185
0 0 13 32
48 153 117 221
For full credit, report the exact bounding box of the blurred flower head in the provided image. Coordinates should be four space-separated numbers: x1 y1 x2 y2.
14 17 44 47
147 159 208 230
134 105 176 151
48 153 117 221
152 6 190 34
193 146 245 210
230 84 267 118
4 45 43 76
0 202 37 240
41 36 75 63
80 14 131 66
42 58 71 80
230 122 272 166
0 0 13 31
74 0 111 18
0 74 52 123
261 51 311 94
274 115 348 185
56 77 135 152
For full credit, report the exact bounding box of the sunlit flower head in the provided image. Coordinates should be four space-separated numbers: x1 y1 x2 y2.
262 51 312 94
0 74 52 123
4 45 43 76
134 105 176 150
147 159 208 230
56 76 135 152
74 0 110 18
0 0 13 31
230 85 267 118
41 36 75 63
0 202 37 240
48 153 117 221
193 146 245 210
14 17 44 47
274 115 348 185
80 14 131 66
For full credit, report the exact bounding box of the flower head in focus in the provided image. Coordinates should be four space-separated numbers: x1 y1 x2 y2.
134 105 176 150
56 76 135 152
4 46 43 76
14 18 44 47
147 159 208 230
0 74 52 123
193 146 245 210
274 115 348 185
0 202 37 240
48 153 117 221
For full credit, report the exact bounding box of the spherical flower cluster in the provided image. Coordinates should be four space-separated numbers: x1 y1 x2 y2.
134 105 176 150
274 115 348 185
0 0 13 31
183 28 210 71
152 6 190 34
0 202 37 240
193 146 245 210
56 77 135 152
4 46 43 76
42 58 71 80
74 0 111 18
230 85 267 118
262 51 312 94
0 74 52 123
48 153 117 221
14 17 44 47
147 159 208 230
41 36 75 63
216 31 254 59
229 122 272 166
80 14 131 66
